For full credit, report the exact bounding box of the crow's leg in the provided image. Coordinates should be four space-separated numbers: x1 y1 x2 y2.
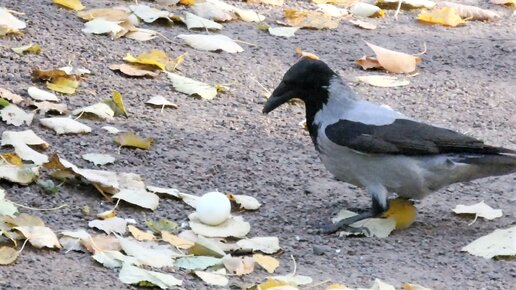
321 185 389 234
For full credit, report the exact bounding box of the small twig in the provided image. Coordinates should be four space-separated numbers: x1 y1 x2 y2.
12 202 68 211
394 0 403 21
468 214 478 226
234 39 257 47
290 254 297 276
7 9 25 15
156 31 175 43
73 110 85 120
250 75 271 95
18 239 29 253
109 198 121 212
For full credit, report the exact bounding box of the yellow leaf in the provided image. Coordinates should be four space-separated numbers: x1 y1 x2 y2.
109 63 159 78
113 132 152 150
381 198 417 230
97 209 117 219
284 9 339 29
124 50 175 71
52 0 85 11
161 231 194 249
11 43 41 54
179 0 197 5
77 8 130 21
417 7 465 27
0 153 23 166
256 278 292 289
46 77 79 94
326 283 350 289
128 225 155 241
437 2 499 21
294 48 320 60
253 254 279 273
112 90 128 117
0 246 19 265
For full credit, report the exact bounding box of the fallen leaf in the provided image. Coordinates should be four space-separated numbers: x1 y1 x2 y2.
161 231 194 249
0 7 26 36
88 217 127 235
114 132 153 150
1 130 48 165
15 226 61 249
0 246 19 265
92 250 139 268
167 72 217 100
403 283 433 290
356 75 410 87
183 12 223 30
364 42 421 73
316 3 350 17
83 234 121 254
194 270 228 286
128 225 155 241
40 117 92 135
124 50 175 71
284 8 339 29
11 43 41 54
350 3 384 17
146 186 180 198
1 104 34 126
228 193 261 210
125 28 159 41
145 218 178 234
72 103 114 120
118 264 182 288
82 153 116 166
253 254 279 273
145 95 178 109
113 189 160 210
189 213 251 238
0 162 39 185
381 198 417 229
188 235 226 257
0 189 18 216
31 100 68 115
58 65 91 76
178 34 244 53
233 7 266 22
130 4 171 23
222 255 254 275
111 90 128 117
333 210 396 237
27 87 59 102
326 283 349 289
254 278 296 289
437 2 499 21
417 7 465 27
355 56 382 70
176 256 222 270
0 88 24 104
46 77 80 94
102 126 120 134
97 209 117 219
117 236 178 267
236 237 281 254
349 19 377 30
82 18 125 37
52 0 84 10
268 26 299 38
272 275 313 286
178 192 200 208
77 8 130 21
453 201 503 220
191 2 234 21
109 63 159 78
295 48 320 60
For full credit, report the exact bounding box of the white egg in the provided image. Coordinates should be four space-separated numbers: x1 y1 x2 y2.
196 191 231 226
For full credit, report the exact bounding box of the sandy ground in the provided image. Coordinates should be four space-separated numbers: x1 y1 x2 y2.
0 0 515 289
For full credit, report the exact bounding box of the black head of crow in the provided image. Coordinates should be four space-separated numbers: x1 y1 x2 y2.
263 58 516 234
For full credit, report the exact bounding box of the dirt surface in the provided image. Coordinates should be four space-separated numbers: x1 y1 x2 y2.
0 0 515 289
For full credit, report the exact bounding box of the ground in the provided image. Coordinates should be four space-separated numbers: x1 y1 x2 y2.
0 0 515 289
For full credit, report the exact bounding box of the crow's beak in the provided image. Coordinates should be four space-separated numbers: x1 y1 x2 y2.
262 82 297 114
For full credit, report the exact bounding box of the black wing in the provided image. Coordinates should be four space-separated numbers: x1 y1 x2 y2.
325 119 513 155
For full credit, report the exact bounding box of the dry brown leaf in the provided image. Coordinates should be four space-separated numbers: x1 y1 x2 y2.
0 152 23 166
349 19 377 30
109 63 159 78
32 68 70 81
355 56 382 70
364 42 421 73
113 132 153 150
128 225 155 241
161 231 194 249
77 8 130 21
437 2 499 21
294 48 320 60
222 255 254 275
253 254 279 273
417 7 465 27
284 9 339 29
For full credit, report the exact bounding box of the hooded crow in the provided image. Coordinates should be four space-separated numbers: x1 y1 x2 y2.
263 58 516 234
